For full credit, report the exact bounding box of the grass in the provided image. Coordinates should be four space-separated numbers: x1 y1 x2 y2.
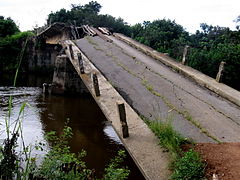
172 149 205 180
143 116 187 158
0 36 32 178
142 116 205 180
141 79 220 143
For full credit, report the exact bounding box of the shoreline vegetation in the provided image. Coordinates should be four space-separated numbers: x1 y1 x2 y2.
0 39 130 179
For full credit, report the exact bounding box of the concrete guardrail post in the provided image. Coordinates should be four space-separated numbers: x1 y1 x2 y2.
77 53 85 74
43 83 53 95
216 61 226 83
48 84 52 94
42 83 49 95
69 44 74 60
117 103 129 138
92 73 100 97
182 45 189 65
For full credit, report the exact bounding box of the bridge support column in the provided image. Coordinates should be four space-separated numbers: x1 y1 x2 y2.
51 54 88 95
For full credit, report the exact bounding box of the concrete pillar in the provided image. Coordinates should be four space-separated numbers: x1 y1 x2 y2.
51 55 67 94
69 44 74 60
51 55 88 95
182 45 189 65
117 103 129 138
216 61 226 83
43 83 52 95
77 53 85 74
43 83 49 95
92 73 100 97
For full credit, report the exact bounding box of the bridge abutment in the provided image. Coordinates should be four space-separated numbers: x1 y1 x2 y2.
51 54 88 95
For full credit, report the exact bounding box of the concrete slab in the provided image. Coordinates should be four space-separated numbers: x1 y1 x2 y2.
114 33 240 108
62 40 171 180
75 36 240 143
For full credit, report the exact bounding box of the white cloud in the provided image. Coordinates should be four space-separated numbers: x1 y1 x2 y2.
0 0 239 33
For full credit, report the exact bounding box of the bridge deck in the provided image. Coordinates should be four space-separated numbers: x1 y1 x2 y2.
62 40 171 180
75 35 240 143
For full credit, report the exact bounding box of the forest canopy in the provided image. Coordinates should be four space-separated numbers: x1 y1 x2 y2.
45 1 240 90
0 16 33 73
1 1 240 90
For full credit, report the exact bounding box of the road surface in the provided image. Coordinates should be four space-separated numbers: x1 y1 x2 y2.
76 36 240 143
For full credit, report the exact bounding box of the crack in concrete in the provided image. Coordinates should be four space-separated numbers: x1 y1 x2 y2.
172 84 184 108
107 40 239 126
89 38 220 142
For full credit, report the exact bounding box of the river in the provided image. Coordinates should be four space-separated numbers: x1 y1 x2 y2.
0 74 144 179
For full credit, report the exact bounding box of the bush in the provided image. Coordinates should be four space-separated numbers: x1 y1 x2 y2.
146 119 187 158
172 149 205 180
0 31 34 72
143 116 205 179
33 124 93 179
33 124 130 180
103 150 130 180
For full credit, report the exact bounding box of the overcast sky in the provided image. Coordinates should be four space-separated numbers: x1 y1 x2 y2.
0 0 239 33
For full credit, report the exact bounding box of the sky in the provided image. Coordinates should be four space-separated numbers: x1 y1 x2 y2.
0 0 239 33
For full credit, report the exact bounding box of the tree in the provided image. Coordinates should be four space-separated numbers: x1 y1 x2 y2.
83 1 102 14
0 17 19 37
130 19 189 57
47 1 101 25
46 1 130 35
187 23 240 90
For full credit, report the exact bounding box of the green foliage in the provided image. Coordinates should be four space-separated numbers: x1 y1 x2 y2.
130 17 240 90
0 133 19 178
172 149 205 180
143 116 204 179
47 1 131 35
187 25 240 90
94 15 131 36
0 121 130 179
0 16 19 38
34 124 93 179
0 31 34 72
103 150 130 180
0 49 30 179
130 19 189 57
145 118 188 158
33 124 130 180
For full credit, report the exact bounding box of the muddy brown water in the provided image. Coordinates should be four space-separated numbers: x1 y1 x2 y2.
0 74 145 179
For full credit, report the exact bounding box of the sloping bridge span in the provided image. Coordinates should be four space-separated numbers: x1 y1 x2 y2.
61 40 171 180
72 35 240 143
51 31 240 180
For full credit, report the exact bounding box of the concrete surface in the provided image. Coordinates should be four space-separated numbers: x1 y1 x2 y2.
114 33 240 108
75 36 240 143
62 40 171 180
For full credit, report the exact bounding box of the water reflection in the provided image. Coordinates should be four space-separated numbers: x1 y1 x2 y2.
38 95 124 176
0 86 144 179
0 87 47 158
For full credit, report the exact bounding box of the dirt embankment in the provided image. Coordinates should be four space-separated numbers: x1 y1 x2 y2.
194 143 240 180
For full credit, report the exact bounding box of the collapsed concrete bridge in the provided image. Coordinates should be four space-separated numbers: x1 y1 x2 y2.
37 23 240 180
